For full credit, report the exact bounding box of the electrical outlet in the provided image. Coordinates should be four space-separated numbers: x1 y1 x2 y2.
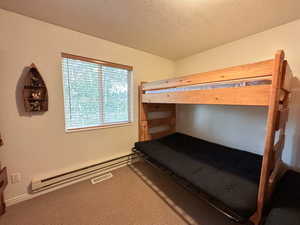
11 173 21 184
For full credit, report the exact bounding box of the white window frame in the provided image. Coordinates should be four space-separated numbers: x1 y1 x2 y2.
61 53 134 133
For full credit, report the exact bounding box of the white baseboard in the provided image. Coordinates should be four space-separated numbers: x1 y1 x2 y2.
5 156 139 207
5 193 31 207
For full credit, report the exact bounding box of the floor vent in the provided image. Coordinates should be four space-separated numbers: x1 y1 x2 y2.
91 173 113 184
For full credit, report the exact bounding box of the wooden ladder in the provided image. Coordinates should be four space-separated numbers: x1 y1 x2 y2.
251 51 291 225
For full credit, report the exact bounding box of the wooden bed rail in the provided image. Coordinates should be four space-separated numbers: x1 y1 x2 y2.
142 85 271 106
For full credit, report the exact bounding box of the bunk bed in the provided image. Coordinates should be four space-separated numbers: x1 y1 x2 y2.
133 50 293 225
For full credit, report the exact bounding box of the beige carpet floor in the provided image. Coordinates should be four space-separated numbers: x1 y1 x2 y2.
0 161 251 225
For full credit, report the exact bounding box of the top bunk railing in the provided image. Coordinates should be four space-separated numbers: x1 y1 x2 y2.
141 51 292 106
142 59 274 91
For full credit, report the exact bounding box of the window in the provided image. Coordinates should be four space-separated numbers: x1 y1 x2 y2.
62 53 132 131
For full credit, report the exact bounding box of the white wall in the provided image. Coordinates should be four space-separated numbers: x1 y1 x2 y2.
175 19 300 168
0 9 175 201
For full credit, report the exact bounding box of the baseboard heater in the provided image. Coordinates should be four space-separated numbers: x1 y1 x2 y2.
31 153 137 193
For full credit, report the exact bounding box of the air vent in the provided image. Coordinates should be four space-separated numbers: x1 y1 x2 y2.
91 173 113 184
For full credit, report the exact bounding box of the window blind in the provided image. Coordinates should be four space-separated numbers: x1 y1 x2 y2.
62 55 132 130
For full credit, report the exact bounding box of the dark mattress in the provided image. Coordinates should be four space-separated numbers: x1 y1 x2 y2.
264 170 300 225
134 132 262 218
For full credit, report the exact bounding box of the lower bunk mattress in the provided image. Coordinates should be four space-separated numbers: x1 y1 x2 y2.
264 170 300 225
134 132 262 219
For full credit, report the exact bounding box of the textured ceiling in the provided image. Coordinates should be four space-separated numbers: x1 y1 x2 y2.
1 0 300 59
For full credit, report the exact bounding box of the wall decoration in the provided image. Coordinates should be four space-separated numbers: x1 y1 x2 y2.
0 133 3 146
23 64 48 112
0 133 7 216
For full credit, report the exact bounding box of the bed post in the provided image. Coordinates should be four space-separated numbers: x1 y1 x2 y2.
251 50 289 225
139 82 176 141
139 82 150 141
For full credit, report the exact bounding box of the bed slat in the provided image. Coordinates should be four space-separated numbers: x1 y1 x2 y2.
148 117 175 128
143 59 274 91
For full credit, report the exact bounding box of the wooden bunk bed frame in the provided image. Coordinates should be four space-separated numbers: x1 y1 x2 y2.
138 50 292 225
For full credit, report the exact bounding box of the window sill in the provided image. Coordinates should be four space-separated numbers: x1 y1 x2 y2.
65 122 133 133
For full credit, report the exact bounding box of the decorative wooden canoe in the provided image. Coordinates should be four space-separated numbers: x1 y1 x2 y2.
23 64 48 112
0 167 7 216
